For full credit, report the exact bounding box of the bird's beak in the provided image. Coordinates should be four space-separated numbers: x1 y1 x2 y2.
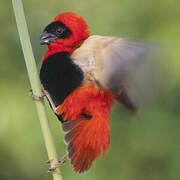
40 31 57 45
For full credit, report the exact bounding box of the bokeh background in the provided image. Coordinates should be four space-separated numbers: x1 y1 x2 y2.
1 0 180 179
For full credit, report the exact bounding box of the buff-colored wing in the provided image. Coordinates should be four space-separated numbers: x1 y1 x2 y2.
72 35 158 109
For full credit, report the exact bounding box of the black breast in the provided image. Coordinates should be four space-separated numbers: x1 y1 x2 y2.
40 52 84 107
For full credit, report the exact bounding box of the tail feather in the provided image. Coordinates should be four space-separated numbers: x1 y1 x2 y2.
62 108 111 173
59 83 114 173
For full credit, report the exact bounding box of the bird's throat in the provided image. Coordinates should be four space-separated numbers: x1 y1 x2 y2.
41 45 73 63
41 39 85 64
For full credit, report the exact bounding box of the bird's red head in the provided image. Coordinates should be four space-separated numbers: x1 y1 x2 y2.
52 12 90 46
40 12 90 62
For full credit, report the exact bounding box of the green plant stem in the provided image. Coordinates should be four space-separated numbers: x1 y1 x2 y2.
12 0 63 179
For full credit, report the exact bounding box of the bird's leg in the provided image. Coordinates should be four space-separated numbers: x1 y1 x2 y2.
58 153 68 164
29 89 58 114
46 153 68 173
42 90 58 114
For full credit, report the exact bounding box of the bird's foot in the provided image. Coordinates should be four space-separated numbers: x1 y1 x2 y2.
29 89 45 100
46 154 67 173
58 153 68 164
46 154 67 165
47 165 60 173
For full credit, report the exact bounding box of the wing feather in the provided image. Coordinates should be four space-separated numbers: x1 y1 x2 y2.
72 35 158 109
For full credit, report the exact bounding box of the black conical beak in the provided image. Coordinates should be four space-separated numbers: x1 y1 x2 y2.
40 31 57 45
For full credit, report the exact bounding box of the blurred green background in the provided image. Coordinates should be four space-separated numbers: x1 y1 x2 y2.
1 0 180 179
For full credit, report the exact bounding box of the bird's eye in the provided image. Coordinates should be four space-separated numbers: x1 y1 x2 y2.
56 28 64 35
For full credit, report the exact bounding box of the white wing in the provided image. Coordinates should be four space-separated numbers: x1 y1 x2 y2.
72 35 159 110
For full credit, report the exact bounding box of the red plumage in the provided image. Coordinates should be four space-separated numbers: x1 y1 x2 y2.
57 83 114 172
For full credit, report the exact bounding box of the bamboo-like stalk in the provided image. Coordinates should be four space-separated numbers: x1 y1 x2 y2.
12 0 63 179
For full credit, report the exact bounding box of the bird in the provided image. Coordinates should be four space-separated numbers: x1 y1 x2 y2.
39 12 153 173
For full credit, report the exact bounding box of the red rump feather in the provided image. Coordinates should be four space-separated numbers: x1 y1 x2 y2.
56 83 114 173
